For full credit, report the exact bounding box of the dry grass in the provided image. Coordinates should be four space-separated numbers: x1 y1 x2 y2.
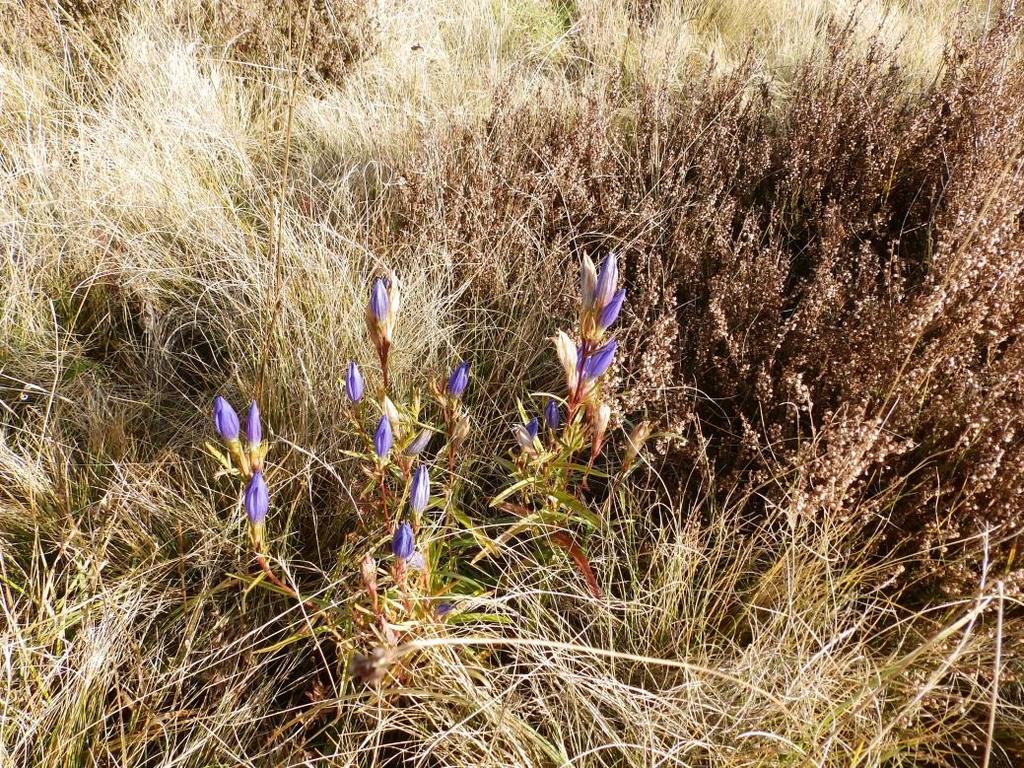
1 0 1023 766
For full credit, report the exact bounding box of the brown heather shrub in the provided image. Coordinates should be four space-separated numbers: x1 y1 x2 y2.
393 14 1024 596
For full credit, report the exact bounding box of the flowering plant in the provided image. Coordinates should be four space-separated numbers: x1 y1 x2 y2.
205 253 653 687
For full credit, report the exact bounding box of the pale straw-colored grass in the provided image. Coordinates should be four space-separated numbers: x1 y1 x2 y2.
1 0 1019 766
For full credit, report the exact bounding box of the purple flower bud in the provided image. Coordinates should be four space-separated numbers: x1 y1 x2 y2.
245 401 261 444
374 415 393 458
369 278 389 322
404 428 433 456
582 339 618 381
245 471 269 524
446 360 470 397
597 288 626 332
525 416 539 440
410 465 430 514
392 521 415 560
346 361 364 403
594 253 618 310
513 419 539 453
213 396 240 441
544 399 561 430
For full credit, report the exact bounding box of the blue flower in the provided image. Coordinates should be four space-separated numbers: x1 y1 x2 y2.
410 465 430 514
446 360 470 397
582 339 618 381
392 521 415 560
544 399 561 430
245 471 269 524
245 401 261 445
370 278 390 322
346 361 364 403
213 396 240 441
374 415 393 458
404 428 433 457
513 417 541 453
593 253 618 310
597 288 626 332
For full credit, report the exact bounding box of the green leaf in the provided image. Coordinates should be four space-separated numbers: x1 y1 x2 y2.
549 490 602 529
450 505 501 559
489 477 535 507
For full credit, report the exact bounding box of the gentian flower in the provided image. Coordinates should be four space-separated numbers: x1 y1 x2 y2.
245 471 269 524
597 288 626 333
404 428 433 456
544 399 561 430
410 465 430 514
513 417 541 454
591 403 612 455
581 253 598 310
365 273 402 351
245 401 264 471
582 339 617 381
382 397 402 435
346 361 364 403
374 415 393 458
526 417 539 440
446 361 470 397
369 278 389 322
594 252 618 310
554 331 579 392
392 521 415 560
245 401 261 445
213 396 240 441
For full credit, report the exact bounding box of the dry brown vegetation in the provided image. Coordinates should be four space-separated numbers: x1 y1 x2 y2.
1 0 1023 766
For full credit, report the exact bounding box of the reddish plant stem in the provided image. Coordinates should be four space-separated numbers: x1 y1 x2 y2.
256 552 296 597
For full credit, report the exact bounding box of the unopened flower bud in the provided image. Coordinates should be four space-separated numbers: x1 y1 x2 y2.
392 521 415 561
581 253 598 310
369 278 389 322
404 428 433 456
213 396 240 441
374 415 393 458
582 339 617 381
597 288 626 333
245 401 264 471
544 399 561 430
446 360 470 397
554 331 579 393
245 401 261 445
591 403 611 453
366 273 401 349
382 397 402 435
346 361 364 403
245 472 269 524
594 252 618 310
410 465 430 514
